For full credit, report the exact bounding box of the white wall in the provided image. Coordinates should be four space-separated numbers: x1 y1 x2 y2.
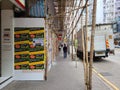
1 10 14 77
14 18 45 27
96 0 104 24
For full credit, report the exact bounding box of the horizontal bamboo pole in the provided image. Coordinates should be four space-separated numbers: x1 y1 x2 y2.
47 4 90 19
66 0 89 38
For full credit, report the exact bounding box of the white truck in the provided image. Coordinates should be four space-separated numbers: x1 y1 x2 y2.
76 23 114 59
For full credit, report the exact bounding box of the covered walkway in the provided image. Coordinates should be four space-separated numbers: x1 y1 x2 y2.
1 52 110 90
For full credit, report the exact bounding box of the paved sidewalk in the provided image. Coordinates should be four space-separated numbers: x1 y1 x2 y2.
1 52 111 90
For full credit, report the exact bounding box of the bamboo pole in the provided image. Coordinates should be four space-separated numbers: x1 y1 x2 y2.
44 0 48 80
81 21 87 90
89 0 97 89
74 0 78 68
71 0 75 60
71 29 74 60
74 37 78 68
80 1 87 90
85 3 89 90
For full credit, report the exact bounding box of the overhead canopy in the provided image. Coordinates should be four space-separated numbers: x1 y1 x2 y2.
9 0 25 10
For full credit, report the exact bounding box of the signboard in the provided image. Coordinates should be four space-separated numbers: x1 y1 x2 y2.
3 28 11 43
15 0 25 9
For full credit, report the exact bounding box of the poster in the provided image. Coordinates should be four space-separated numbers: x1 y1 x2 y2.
14 28 45 70
15 51 29 69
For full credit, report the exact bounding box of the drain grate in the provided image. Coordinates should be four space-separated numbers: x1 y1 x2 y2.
100 72 112 76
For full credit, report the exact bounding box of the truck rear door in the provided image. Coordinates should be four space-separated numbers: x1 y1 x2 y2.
94 35 106 57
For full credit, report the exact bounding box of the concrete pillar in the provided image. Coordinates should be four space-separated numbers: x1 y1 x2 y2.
1 10 14 77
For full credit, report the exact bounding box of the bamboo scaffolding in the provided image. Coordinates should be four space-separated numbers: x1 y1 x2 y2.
64 0 83 37
66 0 83 37
46 0 97 89
47 4 90 20
66 0 89 38
89 0 97 89
64 0 81 42
45 0 97 89
64 0 73 37
69 0 83 32
68 0 80 63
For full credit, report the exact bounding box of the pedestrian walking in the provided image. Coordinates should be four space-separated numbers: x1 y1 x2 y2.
58 45 61 51
63 44 67 58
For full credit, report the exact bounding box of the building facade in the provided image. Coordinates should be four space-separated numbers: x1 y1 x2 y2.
103 0 115 23
88 0 104 24
115 0 120 21
103 0 120 23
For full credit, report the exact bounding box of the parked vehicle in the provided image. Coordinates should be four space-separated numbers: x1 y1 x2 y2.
76 24 115 59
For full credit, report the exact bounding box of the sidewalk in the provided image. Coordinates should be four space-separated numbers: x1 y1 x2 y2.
1 52 111 90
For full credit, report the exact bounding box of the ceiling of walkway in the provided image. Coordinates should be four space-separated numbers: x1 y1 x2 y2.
46 0 68 37
0 0 73 38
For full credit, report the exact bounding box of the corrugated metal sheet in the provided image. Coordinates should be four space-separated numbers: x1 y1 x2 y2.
29 0 45 17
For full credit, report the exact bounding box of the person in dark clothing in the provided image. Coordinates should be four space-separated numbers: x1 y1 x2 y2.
58 45 61 51
63 44 67 58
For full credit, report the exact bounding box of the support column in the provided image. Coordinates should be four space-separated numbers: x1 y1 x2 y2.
1 10 14 77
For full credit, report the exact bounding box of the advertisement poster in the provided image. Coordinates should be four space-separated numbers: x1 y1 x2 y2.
14 28 45 70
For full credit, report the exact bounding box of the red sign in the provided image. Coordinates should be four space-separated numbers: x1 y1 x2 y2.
15 0 25 9
58 38 61 40
58 34 62 36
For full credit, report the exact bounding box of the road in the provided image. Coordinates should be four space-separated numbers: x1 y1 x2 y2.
93 48 120 89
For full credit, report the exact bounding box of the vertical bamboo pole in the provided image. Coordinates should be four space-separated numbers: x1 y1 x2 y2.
70 31 74 60
66 0 70 58
85 3 89 90
71 0 77 61
44 0 48 80
75 34 78 68
74 0 78 68
0 2 1 77
44 21 48 80
80 1 87 89
72 29 74 60
89 0 97 89
82 19 87 90
71 0 74 60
